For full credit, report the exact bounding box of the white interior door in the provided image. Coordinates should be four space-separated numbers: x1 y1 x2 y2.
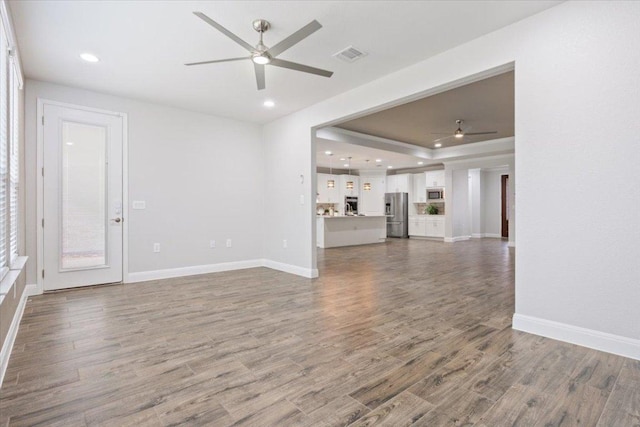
43 104 123 290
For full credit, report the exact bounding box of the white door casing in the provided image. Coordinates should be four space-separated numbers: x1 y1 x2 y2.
42 103 124 290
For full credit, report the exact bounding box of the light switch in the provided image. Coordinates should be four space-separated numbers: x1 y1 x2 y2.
133 201 146 210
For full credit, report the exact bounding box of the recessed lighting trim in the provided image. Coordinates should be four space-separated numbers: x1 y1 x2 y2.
339 158 346 161
387 166 393 169
324 151 332 155
343 164 349 167
375 159 382 163
434 143 442 148
417 161 424 165
263 100 275 108
80 53 99 63
66 142 74 146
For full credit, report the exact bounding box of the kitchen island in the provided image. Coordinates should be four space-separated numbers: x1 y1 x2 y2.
316 215 387 248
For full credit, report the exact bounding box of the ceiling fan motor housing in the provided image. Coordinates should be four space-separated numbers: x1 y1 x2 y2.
252 19 270 33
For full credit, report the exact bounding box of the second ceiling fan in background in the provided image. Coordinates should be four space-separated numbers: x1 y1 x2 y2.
186 12 334 90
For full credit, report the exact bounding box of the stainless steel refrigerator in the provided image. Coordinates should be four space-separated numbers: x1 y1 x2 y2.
385 192 409 238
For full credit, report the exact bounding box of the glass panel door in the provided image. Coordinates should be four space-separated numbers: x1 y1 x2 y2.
60 121 108 269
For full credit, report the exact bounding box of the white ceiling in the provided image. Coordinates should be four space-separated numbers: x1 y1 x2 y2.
10 1 560 124
316 138 429 171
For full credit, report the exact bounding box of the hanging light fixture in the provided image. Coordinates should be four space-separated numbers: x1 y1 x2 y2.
363 160 371 190
454 119 464 138
346 157 354 189
327 153 335 188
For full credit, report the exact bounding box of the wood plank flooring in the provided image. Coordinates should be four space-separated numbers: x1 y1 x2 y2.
1 238 638 426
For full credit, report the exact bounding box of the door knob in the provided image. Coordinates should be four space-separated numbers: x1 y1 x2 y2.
112 218 122 223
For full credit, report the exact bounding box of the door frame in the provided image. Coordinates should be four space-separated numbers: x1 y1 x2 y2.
36 98 129 293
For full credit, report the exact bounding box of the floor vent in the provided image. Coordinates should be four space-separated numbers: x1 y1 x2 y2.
333 46 367 63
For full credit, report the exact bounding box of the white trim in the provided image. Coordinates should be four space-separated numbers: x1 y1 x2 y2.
471 233 503 239
263 259 319 279
508 241 515 248
126 259 264 283
24 283 38 297
36 99 129 295
0 1 24 89
513 313 640 361
444 235 470 243
0 283 31 387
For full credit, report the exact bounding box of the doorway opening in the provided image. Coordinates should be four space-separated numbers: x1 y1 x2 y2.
501 174 509 238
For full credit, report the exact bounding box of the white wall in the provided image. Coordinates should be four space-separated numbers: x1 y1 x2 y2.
25 79 264 284
262 2 640 356
451 169 470 239
469 169 482 237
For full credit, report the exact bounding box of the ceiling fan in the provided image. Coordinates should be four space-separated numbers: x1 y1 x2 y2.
432 119 498 143
186 12 334 90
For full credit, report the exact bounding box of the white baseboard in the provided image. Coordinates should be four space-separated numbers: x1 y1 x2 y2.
263 259 318 279
513 313 640 361
127 259 264 283
471 233 502 239
127 259 319 283
25 283 38 297
444 235 470 243
0 284 31 387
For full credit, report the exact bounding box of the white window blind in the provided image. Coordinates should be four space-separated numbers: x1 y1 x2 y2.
9 62 18 263
0 19 8 278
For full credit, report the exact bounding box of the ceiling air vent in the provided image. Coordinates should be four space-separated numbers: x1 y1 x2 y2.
333 46 367 63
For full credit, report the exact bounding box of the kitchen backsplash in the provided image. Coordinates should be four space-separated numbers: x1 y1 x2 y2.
415 202 445 215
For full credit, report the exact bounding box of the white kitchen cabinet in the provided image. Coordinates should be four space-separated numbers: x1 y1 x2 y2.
386 173 411 193
317 173 339 203
425 216 445 238
408 216 426 236
425 170 445 188
412 173 426 202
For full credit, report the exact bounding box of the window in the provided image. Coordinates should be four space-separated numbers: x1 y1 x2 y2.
0 12 22 281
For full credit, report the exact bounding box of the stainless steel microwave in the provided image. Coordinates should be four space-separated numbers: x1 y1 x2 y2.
427 188 444 200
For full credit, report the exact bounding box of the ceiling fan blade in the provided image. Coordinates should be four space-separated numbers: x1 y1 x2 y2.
193 12 255 52
269 58 333 78
267 20 322 57
185 57 250 66
433 135 456 143
254 63 266 90
465 131 498 136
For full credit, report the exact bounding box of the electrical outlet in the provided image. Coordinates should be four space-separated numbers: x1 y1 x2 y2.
283 239 288 249
210 240 216 248
226 239 232 248
153 243 160 253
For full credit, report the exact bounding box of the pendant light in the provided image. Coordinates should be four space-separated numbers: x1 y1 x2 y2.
363 159 371 190
327 153 335 188
346 157 354 190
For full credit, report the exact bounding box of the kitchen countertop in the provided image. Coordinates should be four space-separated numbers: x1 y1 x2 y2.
317 215 388 218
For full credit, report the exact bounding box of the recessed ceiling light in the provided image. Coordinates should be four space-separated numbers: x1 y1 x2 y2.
343 164 349 167
417 161 424 165
66 142 74 146
80 53 99 63
387 166 393 169
434 143 442 148
324 151 332 155
339 158 346 161
263 100 275 108
375 159 382 162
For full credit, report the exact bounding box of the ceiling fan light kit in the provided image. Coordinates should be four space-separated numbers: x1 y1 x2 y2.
187 12 334 90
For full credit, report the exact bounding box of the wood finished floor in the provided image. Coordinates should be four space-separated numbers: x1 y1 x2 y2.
1 239 638 426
